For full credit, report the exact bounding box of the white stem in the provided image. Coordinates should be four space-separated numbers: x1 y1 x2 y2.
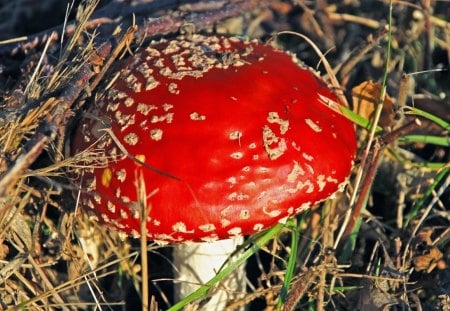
173 237 246 310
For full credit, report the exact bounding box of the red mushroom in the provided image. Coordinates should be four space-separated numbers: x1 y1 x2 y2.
71 34 356 243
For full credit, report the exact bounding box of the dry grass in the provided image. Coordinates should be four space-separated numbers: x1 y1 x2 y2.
0 0 448 310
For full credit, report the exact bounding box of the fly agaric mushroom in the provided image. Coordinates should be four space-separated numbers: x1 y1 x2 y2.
72 34 356 243
71 34 356 308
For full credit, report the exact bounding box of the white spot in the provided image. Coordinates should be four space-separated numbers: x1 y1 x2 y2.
106 102 119 112
290 142 300 152
242 166 250 172
150 128 163 141
221 205 231 217
287 161 305 183
154 58 165 68
256 191 267 200
245 181 256 189
295 202 311 214
116 92 127 99
131 81 142 93
262 126 287 160
137 103 157 116
163 40 181 54
162 103 174 111
136 62 152 77
168 83 180 94
85 199 94 210
124 132 139 145
124 73 137 83
337 179 349 193
258 167 269 173
94 194 101 204
278 216 289 224
317 175 326 191
263 205 281 218
124 97 134 107
227 227 242 236
154 234 176 242
131 208 140 219
189 112 206 121
122 196 131 203
287 180 314 194
115 111 134 127
107 201 116 213
267 111 289 134
227 177 237 186
229 131 242 140
120 209 128 219
152 219 161 226
172 222 193 233
131 229 140 238
302 153 314 161
253 223 264 231
228 192 249 201
239 210 250 219
145 76 160 91
101 213 110 223
145 46 161 57
326 176 339 183
151 113 174 123
198 224 216 232
115 169 126 182
305 163 314 174
305 118 322 132
230 152 243 159
249 143 257 149
221 218 231 227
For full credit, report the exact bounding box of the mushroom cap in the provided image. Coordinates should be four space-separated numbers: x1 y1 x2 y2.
71 34 356 243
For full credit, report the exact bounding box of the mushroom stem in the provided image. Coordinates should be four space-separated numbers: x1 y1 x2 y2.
173 237 245 309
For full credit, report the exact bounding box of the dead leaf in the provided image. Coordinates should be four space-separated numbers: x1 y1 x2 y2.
352 81 395 129
411 229 444 273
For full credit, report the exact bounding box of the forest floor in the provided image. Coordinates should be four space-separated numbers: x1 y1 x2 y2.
0 0 449 310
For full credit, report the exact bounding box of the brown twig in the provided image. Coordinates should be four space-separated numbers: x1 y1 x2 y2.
87 25 136 93
0 64 93 198
0 0 273 56
283 269 317 311
136 0 273 40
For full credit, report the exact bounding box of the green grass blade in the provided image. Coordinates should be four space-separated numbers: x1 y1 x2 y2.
399 134 450 147
404 106 450 131
405 166 450 227
276 218 299 309
339 105 383 133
